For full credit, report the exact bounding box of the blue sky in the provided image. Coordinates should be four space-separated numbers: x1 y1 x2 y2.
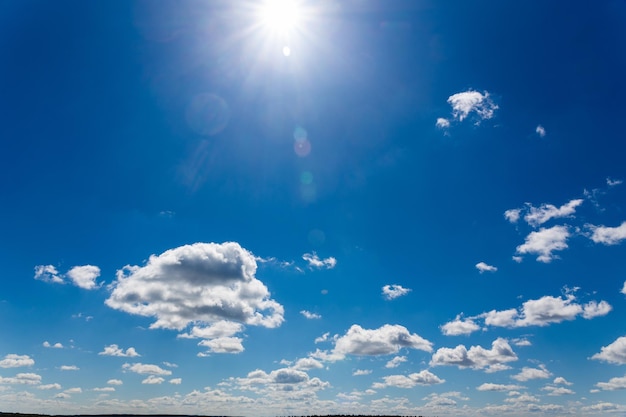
1 0 626 415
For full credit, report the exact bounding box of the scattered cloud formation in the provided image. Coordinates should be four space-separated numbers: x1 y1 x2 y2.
475 262 497 273
142 375 165 384
332 324 433 359
33 265 63 284
440 315 481 336
515 225 570 262
607 177 623 187
0 373 41 385
300 310 321 319
591 336 626 365
512 365 551 381
34 264 101 289
99 344 141 357
0 354 34 368
522 199 584 228
105 243 284 354
588 221 626 245
302 252 337 269
372 370 444 389
430 338 518 371
542 385 574 396
43 341 63 349
436 118 450 129
535 125 546 137
381 284 411 300
38 383 62 390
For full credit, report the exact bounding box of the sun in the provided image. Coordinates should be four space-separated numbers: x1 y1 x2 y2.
259 0 301 34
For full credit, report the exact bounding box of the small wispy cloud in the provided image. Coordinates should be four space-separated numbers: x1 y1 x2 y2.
475 262 497 273
302 252 337 269
300 310 321 320
536 125 546 137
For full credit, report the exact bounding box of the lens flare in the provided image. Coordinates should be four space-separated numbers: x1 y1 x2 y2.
260 0 300 34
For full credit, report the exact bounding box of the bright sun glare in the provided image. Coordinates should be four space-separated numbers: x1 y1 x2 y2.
260 0 300 34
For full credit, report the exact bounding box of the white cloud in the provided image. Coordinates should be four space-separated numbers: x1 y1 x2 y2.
122 363 172 376
436 118 450 129
0 373 41 385
523 199 583 227
430 338 517 370
447 90 498 123
553 377 573 385
512 338 532 347
622 281 626 295
314 332 330 344
178 321 244 340
476 383 524 392
105 243 284 339
43 341 63 349
381 284 411 300
542 385 575 396
99 344 141 357
333 324 433 358
607 177 623 187
33 265 64 284
0 354 34 368
582 300 613 319
198 337 244 354
93 387 115 392
515 225 570 262
142 375 165 385
300 310 321 319
353 369 372 376
373 370 444 389
535 125 546 137
107 379 123 385
440 315 481 336
292 358 323 371
302 252 337 269
588 221 626 245
504 208 522 223
596 375 626 391
60 365 79 371
169 378 182 385
512 365 551 381
38 383 62 390
385 356 407 368
591 336 626 365
67 265 101 290
475 262 497 273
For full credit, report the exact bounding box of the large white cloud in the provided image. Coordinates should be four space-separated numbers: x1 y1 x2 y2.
596 375 626 391
591 336 626 365
588 221 626 245
515 225 570 262
332 324 433 358
447 90 498 123
430 338 517 370
105 243 284 349
0 354 34 368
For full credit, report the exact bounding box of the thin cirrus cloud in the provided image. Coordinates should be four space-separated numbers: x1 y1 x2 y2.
105 242 284 355
440 288 611 335
381 284 411 300
33 264 101 290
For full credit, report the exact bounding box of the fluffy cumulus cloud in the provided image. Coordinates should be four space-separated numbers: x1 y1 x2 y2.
596 375 626 391
541 385 575 396
60 365 79 371
300 310 321 319
588 221 626 245
476 383 524 392
430 338 517 371
198 337 244 354
591 336 626 365
475 262 497 273
122 363 172 376
385 356 407 368
447 90 498 123
34 264 101 289
512 365 551 381
332 324 433 359
381 284 411 300
505 199 583 228
105 242 284 353
372 370 444 389
515 225 570 262
0 373 41 385
99 344 140 357
302 252 337 269
142 376 165 385
440 315 481 336
436 117 450 129
0 354 34 368
235 367 330 396
42 341 63 349
504 208 522 223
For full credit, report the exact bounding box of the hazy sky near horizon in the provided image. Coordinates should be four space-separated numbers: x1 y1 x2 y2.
1 1 626 416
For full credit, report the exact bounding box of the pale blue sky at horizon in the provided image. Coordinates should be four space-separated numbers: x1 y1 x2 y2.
1 1 626 416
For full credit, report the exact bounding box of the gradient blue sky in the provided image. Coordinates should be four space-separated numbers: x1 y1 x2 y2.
1 1 626 416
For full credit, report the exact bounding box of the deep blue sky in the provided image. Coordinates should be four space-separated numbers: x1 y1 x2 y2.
1 1 626 416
